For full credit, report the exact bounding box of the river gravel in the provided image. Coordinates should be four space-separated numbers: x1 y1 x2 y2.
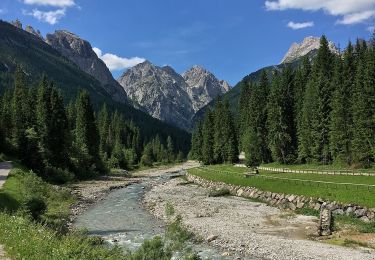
143 178 375 260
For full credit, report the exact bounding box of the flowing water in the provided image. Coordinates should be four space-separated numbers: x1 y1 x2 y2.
74 173 233 259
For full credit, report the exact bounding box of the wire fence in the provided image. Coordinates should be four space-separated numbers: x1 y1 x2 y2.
258 166 375 176
195 167 375 191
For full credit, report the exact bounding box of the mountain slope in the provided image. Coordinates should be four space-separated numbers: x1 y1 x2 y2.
182 65 230 112
0 20 190 152
281 36 338 64
118 61 194 130
118 62 230 130
45 30 127 103
192 36 340 126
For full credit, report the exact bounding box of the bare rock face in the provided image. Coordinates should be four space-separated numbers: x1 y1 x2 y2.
25 25 43 40
281 36 338 64
182 66 230 112
11 19 22 29
118 62 230 130
45 30 127 103
118 61 194 130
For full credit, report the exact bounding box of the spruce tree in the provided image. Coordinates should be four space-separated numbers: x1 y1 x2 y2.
267 67 297 164
202 109 214 165
74 90 102 178
351 44 375 166
307 36 334 164
329 44 354 164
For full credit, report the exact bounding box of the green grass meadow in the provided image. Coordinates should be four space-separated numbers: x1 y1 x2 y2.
189 165 375 208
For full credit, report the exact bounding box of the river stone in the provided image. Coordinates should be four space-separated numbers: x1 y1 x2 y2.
360 216 371 223
355 208 366 218
297 201 305 209
289 203 297 210
333 209 344 215
367 211 375 220
314 203 321 211
206 235 218 242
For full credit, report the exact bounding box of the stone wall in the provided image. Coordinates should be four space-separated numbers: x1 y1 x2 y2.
186 173 375 223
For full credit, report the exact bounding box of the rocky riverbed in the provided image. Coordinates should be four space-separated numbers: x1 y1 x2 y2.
143 177 375 260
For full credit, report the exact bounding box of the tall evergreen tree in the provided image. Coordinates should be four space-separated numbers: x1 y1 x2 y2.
74 90 102 178
307 36 335 163
202 109 214 165
267 67 297 164
329 44 354 164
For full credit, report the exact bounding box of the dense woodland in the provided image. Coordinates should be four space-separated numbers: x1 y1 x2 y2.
191 35 375 168
0 68 184 182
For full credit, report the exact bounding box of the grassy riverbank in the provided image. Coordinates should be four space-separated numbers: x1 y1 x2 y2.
0 162 201 259
188 165 375 207
261 162 375 172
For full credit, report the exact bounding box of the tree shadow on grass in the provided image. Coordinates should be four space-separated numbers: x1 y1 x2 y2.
0 191 20 212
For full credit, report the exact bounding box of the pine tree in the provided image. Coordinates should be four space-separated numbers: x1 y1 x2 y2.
213 98 224 163
202 109 214 165
307 36 335 164
267 67 297 164
166 136 174 162
74 90 102 178
222 100 238 163
11 66 29 156
329 44 354 164
190 122 203 161
351 44 375 166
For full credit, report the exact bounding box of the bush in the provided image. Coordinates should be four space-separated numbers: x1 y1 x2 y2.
24 196 47 220
130 236 171 260
208 188 230 197
45 166 75 184
141 153 153 167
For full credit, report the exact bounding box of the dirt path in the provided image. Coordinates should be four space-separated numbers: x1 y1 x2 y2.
143 178 375 260
0 161 11 189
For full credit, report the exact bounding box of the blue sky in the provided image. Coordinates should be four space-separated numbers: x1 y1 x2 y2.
0 0 374 85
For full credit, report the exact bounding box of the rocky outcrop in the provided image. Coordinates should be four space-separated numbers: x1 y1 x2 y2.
118 62 229 129
11 19 22 29
281 36 338 64
186 173 375 223
45 30 127 103
25 25 43 39
182 66 230 112
118 61 194 129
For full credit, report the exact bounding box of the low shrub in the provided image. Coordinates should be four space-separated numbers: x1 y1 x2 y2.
208 188 230 197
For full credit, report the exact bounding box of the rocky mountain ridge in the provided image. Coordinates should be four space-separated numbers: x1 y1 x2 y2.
117 61 230 129
183 66 230 112
281 36 338 64
45 30 127 103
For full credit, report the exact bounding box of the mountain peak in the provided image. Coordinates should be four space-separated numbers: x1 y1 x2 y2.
281 36 338 64
45 29 127 103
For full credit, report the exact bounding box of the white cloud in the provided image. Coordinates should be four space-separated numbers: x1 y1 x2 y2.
368 25 375 32
337 10 375 25
265 0 375 24
24 8 66 25
93 47 146 71
23 0 75 7
287 21 314 29
0 8 7 14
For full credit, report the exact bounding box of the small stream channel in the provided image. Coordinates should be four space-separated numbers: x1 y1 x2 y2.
74 172 234 259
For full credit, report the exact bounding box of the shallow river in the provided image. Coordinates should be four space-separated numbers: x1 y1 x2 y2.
74 173 235 259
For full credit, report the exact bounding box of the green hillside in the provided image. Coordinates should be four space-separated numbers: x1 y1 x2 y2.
0 20 190 153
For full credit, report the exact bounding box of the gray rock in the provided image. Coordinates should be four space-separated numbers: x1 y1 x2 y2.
183 66 230 112
355 208 367 218
332 209 344 215
46 30 127 104
117 62 230 130
206 234 218 242
281 36 338 64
